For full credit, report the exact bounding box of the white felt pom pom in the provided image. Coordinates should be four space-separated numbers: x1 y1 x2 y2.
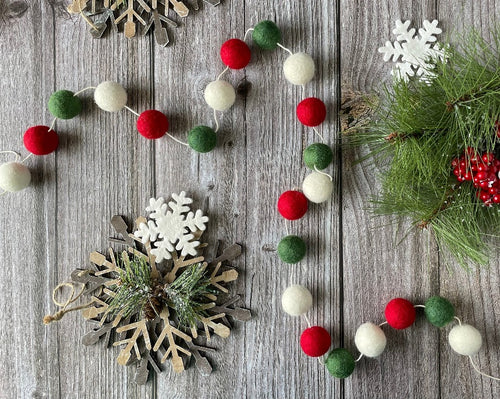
448 324 482 356
281 285 313 316
94 81 128 112
354 322 387 358
302 171 333 203
283 52 315 85
0 162 31 192
204 80 236 111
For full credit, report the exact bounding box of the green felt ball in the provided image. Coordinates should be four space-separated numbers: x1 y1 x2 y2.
48 90 82 119
188 125 217 153
252 20 282 50
303 143 333 170
325 348 355 379
277 235 306 264
424 296 455 327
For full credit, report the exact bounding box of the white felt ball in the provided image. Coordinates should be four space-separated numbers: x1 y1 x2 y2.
448 324 482 356
0 162 31 192
354 322 387 358
204 80 236 111
281 285 313 316
94 81 128 112
283 52 315 85
302 171 333 203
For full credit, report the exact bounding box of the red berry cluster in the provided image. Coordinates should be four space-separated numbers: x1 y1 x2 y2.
452 147 500 205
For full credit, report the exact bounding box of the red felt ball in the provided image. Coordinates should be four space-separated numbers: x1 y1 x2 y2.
220 38 251 69
296 97 327 127
136 110 169 140
278 190 308 220
23 125 59 155
300 326 331 357
385 298 416 330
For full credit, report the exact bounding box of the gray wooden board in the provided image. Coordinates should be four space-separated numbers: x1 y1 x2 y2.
0 0 498 398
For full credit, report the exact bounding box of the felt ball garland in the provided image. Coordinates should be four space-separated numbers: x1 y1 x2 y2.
282 291 500 381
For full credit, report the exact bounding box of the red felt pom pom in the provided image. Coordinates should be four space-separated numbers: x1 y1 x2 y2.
296 97 327 127
385 298 416 330
136 110 169 140
300 326 331 357
23 125 59 155
278 190 308 220
220 38 251 69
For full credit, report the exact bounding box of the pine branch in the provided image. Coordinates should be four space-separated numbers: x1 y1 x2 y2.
348 27 500 267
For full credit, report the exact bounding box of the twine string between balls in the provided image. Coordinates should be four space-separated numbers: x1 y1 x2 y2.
244 28 254 42
312 127 324 140
73 86 97 96
313 166 333 181
277 43 294 56
0 150 21 162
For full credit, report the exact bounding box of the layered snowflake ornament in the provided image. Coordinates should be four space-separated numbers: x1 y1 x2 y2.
67 0 221 46
134 192 209 262
44 193 250 384
378 20 445 81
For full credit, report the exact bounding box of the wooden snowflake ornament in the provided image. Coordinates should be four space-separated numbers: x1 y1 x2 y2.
68 0 221 46
44 192 250 384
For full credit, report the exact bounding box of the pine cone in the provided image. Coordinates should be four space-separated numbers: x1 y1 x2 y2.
143 282 168 320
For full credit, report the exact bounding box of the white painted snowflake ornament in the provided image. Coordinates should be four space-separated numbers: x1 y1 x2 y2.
134 192 209 262
378 20 445 81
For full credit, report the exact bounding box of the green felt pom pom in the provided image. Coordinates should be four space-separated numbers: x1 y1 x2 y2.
48 90 82 119
325 348 355 379
188 125 217 153
252 20 282 50
277 235 306 264
303 143 333 170
424 296 455 327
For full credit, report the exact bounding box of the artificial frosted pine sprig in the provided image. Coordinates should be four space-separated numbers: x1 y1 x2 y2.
348 28 500 267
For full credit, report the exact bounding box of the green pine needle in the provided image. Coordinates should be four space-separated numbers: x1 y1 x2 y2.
105 254 217 328
106 255 152 319
348 28 500 268
165 263 216 329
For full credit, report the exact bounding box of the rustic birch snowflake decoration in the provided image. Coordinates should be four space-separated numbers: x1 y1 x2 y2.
43 193 250 385
67 0 221 47
378 19 445 81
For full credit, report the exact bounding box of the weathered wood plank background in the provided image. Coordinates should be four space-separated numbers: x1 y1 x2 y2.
0 0 499 398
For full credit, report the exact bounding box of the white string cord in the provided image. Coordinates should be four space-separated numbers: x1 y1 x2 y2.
414 304 426 308
285 219 290 235
243 28 254 41
468 356 500 381
214 109 220 133
313 165 333 181
0 150 21 162
166 133 189 147
303 314 312 328
355 353 364 362
277 42 293 56
124 106 140 117
217 66 229 81
73 86 97 96
312 127 324 141
21 153 33 163
49 117 57 132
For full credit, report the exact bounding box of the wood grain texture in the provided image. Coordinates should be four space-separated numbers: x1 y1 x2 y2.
0 0 498 398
